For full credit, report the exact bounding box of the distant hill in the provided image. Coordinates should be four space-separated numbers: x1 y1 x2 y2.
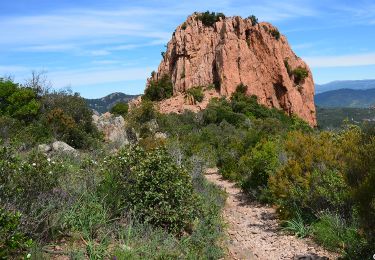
315 88 375 108
317 107 375 129
315 79 375 94
85 92 140 114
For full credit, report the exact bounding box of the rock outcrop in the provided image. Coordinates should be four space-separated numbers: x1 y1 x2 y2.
148 13 317 126
92 112 137 147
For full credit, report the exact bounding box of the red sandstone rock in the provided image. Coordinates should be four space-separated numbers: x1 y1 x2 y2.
148 14 317 126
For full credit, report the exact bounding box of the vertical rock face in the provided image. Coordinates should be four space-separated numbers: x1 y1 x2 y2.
149 14 317 126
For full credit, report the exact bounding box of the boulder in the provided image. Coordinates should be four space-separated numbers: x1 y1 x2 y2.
52 141 77 155
38 144 52 153
92 112 137 147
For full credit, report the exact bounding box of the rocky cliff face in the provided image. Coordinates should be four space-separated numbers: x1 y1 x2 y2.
149 14 317 126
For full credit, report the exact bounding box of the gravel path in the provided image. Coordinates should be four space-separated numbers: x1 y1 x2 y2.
205 172 338 260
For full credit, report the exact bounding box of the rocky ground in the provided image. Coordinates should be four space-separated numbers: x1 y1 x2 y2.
205 172 339 260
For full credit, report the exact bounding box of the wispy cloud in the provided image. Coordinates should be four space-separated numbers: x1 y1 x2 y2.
304 53 375 68
49 66 153 88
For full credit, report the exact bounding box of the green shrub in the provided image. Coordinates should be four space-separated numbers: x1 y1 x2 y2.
282 210 310 238
248 15 258 25
0 207 33 259
61 192 109 238
181 22 187 30
187 86 204 103
343 130 375 248
284 59 292 76
143 75 173 101
292 67 309 84
270 28 281 40
102 146 198 234
269 131 351 220
196 11 225 27
0 79 41 123
312 212 360 253
240 139 280 200
128 100 157 127
110 102 129 117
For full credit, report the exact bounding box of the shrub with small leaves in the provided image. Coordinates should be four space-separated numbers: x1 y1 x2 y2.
270 28 281 40
143 75 173 101
0 207 33 259
248 15 258 25
110 102 128 117
102 146 198 234
292 67 309 84
187 86 204 103
196 11 225 27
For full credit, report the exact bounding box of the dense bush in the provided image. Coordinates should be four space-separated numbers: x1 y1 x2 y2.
248 15 258 25
0 79 41 122
196 11 225 27
110 102 128 117
240 139 280 200
187 86 204 103
0 208 33 259
143 75 173 101
102 146 198 234
293 67 309 84
269 131 351 219
311 212 360 252
270 28 281 40
343 127 375 253
0 78 101 149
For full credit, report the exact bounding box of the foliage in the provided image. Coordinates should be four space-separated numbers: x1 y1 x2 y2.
143 75 173 101
284 59 292 76
0 79 41 122
292 67 309 84
248 15 258 25
343 129 375 247
0 208 33 259
311 212 360 253
269 131 351 219
187 86 204 103
240 139 280 200
61 192 108 238
110 102 129 117
196 11 225 27
269 28 280 40
282 210 310 238
101 146 198 234
181 22 187 30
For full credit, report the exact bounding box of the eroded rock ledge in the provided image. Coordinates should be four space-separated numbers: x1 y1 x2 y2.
148 13 317 126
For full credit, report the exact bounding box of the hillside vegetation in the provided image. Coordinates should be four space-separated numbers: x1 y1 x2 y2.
1 76 375 259
315 88 375 108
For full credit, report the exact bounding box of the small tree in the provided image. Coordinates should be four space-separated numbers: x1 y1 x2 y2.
248 15 258 26
143 75 173 101
110 102 129 117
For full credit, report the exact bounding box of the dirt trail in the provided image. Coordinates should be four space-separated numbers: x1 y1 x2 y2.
205 172 338 260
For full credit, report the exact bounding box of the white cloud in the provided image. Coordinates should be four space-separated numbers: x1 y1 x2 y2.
304 53 375 68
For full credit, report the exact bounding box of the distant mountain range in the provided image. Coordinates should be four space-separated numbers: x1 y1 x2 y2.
85 92 140 114
315 79 375 94
315 88 375 108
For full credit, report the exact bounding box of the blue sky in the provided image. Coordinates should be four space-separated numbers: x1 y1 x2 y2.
1 0 375 98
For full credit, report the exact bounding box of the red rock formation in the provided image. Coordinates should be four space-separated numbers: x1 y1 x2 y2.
148 13 317 126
